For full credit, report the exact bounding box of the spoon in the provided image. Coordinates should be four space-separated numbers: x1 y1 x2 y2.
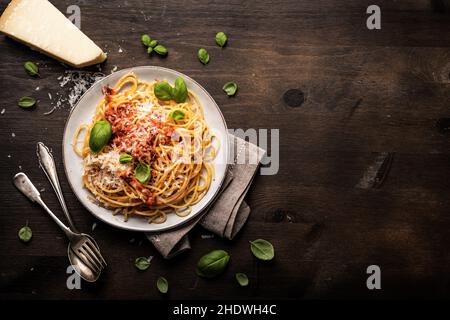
13 172 105 282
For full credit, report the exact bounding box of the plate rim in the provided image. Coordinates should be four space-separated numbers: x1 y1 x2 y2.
62 65 229 233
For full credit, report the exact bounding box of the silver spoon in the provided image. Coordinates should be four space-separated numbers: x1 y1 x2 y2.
13 173 104 282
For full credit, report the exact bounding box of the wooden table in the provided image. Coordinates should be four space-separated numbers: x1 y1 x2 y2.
1 0 449 300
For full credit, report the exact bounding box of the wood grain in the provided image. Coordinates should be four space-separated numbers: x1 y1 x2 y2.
0 0 449 299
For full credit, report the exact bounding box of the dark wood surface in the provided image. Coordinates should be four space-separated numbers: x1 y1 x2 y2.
1 0 450 300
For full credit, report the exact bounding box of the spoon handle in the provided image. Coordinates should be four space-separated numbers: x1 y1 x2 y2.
13 172 73 237
36 142 77 232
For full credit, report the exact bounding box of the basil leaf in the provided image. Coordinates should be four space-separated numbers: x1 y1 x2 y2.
119 153 133 164
149 40 158 48
24 61 39 76
18 225 32 243
154 81 173 101
141 34 151 47
223 81 238 96
135 257 151 271
197 48 210 65
89 120 112 153
17 96 36 109
172 77 188 103
169 110 185 121
235 273 249 286
196 249 230 278
250 239 274 261
147 47 153 54
154 44 168 56
157 276 169 293
215 32 228 47
135 162 151 184
155 78 189 103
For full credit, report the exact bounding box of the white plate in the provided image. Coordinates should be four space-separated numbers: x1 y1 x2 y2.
62 66 229 232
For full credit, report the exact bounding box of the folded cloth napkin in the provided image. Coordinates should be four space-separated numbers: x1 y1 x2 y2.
146 133 266 258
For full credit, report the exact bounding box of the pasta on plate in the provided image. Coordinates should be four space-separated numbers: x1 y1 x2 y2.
73 73 217 224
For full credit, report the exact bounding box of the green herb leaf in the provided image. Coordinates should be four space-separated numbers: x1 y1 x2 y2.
135 162 151 184
171 77 188 103
155 78 189 103
119 153 133 164
17 96 37 109
222 81 238 96
235 273 249 286
18 225 32 243
141 34 151 46
24 61 39 76
250 239 274 261
157 276 169 293
197 48 210 65
89 120 112 153
134 257 151 271
154 44 168 56
149 40 158 48
215 32 228 47
154 81 173 101
169 109 185 121
147 47 153 54
196 249 230 278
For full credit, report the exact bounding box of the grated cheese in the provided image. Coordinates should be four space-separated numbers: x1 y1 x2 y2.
44 70 105 115
84 149 130 188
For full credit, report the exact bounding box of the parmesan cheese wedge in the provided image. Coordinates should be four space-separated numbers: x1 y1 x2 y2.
0 0 107 68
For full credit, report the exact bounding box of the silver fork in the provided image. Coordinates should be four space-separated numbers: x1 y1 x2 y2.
36 142 106 270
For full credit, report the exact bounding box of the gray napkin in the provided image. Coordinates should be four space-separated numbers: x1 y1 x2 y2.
146 134 266 258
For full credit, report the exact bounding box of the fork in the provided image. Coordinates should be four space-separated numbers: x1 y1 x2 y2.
36 142 106 271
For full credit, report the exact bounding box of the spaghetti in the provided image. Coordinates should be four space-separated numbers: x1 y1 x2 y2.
73 72 216 224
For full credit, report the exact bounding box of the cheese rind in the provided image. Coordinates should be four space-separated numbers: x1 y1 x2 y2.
0 0 107 68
